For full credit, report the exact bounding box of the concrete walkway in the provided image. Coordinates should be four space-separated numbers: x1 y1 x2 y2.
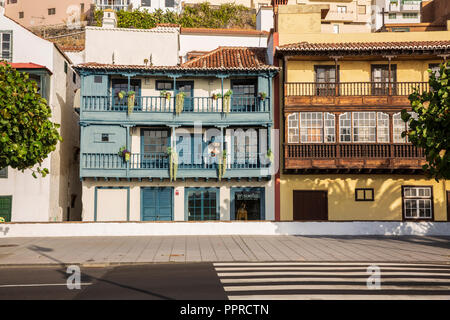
0 235 449 266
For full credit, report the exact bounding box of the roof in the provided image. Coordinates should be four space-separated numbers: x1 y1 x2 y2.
5 62 52 74
181 27 269 36
277 40 450 54
76 47 278 72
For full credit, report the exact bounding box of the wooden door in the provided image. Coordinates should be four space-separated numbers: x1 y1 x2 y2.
141 187 173 221
293 191 328 221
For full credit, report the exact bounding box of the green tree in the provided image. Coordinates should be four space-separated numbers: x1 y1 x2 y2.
402 63 449 180
0 62 62 178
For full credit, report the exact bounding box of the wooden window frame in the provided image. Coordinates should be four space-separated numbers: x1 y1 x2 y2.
355 188 374 202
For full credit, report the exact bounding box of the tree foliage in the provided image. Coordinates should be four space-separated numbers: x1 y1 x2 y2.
402 63 449 180
0 62 62 177
94 3 255 29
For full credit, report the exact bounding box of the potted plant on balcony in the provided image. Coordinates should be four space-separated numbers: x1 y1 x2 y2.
212 93 222 100
167 147 178 181
118 90 126 100
175 92 185 115
118 146 131 162
160 90 171 101
259 92 267 101
218 149 227 181
127 90 135 115
223 90 233 114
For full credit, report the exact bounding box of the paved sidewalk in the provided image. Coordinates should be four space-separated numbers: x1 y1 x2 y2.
0 235 449 266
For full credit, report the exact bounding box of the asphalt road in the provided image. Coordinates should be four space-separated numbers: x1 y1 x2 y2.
0 262 449 300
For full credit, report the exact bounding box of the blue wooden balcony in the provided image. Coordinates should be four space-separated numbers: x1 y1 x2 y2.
80 95 272 125
80 152 272 180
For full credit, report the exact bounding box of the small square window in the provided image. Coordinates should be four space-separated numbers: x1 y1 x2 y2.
48 8 56 15
101 134 109 142
94 76 103 84
355 188 374 201
19 12 24 19
0 167 7 179
156 80 173 90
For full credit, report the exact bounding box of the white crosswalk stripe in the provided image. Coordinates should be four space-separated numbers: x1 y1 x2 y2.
213 262 450 300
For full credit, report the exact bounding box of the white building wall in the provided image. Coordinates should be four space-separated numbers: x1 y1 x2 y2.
256 6 274 32
179 33 268 63
84 26 180 66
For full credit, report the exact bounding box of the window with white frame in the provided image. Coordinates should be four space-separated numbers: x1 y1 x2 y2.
377 112 390 143
0 31 12 61
324 113 335 143
339 112 352 142
300 112 323 143
393 112 417 143
287 113 299 143
403 186 433 219
353 112 376 142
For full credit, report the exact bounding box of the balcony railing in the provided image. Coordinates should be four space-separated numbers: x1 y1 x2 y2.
81 152 270 172
286 143 424 159
82 95 270 113
285 82 428 97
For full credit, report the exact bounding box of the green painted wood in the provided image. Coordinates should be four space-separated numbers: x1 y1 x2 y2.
0 196 12 222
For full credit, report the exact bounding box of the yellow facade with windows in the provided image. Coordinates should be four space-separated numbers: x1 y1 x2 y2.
276 5 450 222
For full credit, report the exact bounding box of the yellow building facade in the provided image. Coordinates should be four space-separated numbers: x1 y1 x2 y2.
274 4 450 222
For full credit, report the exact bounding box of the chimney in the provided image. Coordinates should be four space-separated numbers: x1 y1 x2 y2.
102 9 117 29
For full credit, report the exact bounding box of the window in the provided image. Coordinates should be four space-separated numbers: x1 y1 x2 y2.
48 8 56 15
64 61 68 74
315 66 338 96
377 112 390 143
156 80 173 90
324 113 335 143
28 74 42 94
287 113 299 143
355 188 374 201
73 71 77 84
186 188 219 221
357 5 366 14
340 112 389 143
403 187 433 220
337 6 347 13
0 167 7 179
333 24 340 34
94 75 103 83
101 134 109 142
141 0 151 6
19 12 24 19
388 13 397 19
231 79 257 112
393 112 417 143
300 112 322 143
0 31 12 61
372 65 397 95
165 0 174 7
403 13 418 19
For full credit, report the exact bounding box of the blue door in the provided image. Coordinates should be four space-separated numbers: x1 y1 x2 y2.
176 81 194 112
141 187 173 221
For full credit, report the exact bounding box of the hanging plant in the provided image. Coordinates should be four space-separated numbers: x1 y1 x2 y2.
118 146 131 162
175 92 185 115
218 150 227 181
127 90 135 114
118 90 126 100
223 89 233 114
167 147 178 181
259 92 267 101
266 149 274 163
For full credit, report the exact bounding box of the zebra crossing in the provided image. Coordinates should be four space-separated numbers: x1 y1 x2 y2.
213 262 450 300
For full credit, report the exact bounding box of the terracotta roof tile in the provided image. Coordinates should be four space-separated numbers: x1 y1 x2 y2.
277 40 450 52
76 47 278 72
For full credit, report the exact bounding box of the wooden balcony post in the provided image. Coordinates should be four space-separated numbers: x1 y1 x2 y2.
335 112 340 159
389 113 394 159
330 56 342 96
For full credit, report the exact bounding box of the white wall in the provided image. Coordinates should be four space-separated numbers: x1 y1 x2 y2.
179 33 268 63
256 6 274 32
85 26 180 66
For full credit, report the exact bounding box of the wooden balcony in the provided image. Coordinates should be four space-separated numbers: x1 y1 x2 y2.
285 143 426 173
285 82 429 108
